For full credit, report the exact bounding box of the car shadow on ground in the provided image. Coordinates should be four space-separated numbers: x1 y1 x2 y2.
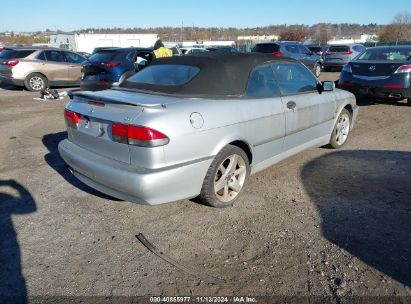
0 82 24 91
355 96 409 107
301 150 411 287
0 179 36 304
42 131 120 201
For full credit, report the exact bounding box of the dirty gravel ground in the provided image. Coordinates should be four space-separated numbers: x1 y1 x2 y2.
0 72 410 303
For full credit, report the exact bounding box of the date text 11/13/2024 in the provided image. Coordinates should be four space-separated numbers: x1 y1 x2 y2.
150 296 257 303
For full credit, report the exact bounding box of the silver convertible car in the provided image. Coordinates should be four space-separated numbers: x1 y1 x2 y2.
59 53 358 207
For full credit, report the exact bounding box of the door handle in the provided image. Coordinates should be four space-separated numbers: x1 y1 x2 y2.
287 101 296 110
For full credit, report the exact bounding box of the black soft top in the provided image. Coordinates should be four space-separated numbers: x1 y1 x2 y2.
121 52 297 97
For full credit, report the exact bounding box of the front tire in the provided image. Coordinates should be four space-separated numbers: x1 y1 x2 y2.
198 145 250 208
328 109 351 149
407 98 411 106
24 73 48 91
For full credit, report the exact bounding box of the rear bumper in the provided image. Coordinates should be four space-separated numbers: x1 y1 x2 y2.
0 74 24 86
323 60 347 68
80 80 119 91
339 71 411 99
339 84 411 99
58 139 212 205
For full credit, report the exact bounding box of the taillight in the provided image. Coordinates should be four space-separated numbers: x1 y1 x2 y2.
100 61 121 68
273 51 283 57
394 65 411 74
111 123 169 147
383 84 404 89
64 109 81 128
339 81 354 86
2 60 19 66
342 51 353 55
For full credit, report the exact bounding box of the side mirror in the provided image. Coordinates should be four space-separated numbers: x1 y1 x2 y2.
322 81 335 92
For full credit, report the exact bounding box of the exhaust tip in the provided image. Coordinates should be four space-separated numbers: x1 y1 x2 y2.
388 93 402 99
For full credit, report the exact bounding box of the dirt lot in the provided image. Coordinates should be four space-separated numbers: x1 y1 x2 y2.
0 72 410 303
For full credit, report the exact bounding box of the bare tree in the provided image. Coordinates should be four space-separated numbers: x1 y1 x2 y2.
279 26 309 42
315 26 332 44
378 11 411 43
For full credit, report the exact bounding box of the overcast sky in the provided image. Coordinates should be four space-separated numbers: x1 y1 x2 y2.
1 0 411 32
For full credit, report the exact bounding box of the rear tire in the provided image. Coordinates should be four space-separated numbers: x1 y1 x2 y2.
324 66 331 72
328 109 351 149
313 63 321 78
24 73 48 91
198 145 250 208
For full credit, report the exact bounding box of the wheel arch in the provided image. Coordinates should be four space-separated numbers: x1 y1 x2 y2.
25 71 49 82
212 137 254 165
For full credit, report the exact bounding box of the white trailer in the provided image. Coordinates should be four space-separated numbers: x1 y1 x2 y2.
49 33 158 53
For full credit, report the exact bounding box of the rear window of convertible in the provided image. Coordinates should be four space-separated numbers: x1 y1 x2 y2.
126 64 200 86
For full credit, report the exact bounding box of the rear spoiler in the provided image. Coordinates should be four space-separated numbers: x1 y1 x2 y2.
67 90 167 109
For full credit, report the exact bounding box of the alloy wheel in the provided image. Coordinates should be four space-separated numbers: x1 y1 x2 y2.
334 113 350 145
214 154 247 203
29 76 44 91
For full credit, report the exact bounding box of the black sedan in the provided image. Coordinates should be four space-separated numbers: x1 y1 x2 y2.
338 46 411 106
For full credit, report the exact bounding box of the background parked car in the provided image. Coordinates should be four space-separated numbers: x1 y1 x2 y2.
181 47 208 55
91 47 121 55
206 46 238 53
77 51 91 59
339 45 411 106
164 44 183 56
252 41 323 77
306 45 329 58
0 46 86 91
323 44 366 71
81 47 153 91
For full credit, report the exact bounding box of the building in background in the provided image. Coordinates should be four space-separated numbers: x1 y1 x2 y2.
327 34 377 45
49 33 158 53
237 35 279 42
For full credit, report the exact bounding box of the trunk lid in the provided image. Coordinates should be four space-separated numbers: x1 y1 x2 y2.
350 61 406 77
325 45 351 61
67 89 178 164
82 49 122 77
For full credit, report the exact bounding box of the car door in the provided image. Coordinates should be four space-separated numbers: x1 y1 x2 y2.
64 51 86 82
284 44 301 61
298 45 316 70
272 62 336 151
242 64 286 167
43 50 70 82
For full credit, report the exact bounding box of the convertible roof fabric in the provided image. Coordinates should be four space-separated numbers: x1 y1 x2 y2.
121 53 297 97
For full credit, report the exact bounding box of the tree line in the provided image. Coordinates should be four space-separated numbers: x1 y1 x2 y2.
1 12 410 46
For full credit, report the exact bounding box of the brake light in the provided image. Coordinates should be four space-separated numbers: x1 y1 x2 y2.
394 65 411 73
2 60 19 66
100 61 121 68
339 81 354 86
342 51 353 55
383 84 404 89
273 51 283 57
111 122 169 147
64 109 80 128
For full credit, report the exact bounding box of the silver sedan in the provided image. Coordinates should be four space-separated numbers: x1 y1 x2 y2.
59 53 358 207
